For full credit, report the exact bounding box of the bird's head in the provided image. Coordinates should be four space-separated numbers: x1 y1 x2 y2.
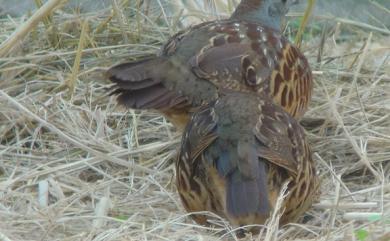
269 0 299 16
230 0 300 30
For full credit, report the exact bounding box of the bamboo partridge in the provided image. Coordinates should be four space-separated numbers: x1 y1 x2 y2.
107 0 312 129
176 91 319 233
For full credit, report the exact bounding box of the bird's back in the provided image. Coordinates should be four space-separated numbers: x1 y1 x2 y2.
176 91 319 232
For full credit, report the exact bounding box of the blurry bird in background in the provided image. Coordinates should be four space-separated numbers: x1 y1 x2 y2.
106 0 312 130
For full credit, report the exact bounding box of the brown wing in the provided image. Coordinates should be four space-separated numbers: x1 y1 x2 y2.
107 57 191 110
268 42 313 118
248 93 318 224
176 105 218 180
180 106 218 162
252 100 311 177
189 22 312 118
160 21 214 57
177 99 271 218
175 104 219 224
176 92 317 226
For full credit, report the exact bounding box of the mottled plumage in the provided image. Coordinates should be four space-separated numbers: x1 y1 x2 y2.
107 0 312 129
176 91 319 233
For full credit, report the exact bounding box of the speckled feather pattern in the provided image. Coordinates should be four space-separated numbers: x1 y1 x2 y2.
106 0 318 233
107 19 312 129
188 21 313 118
176 92 319 232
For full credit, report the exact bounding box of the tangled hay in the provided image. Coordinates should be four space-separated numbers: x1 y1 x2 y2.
0 0 389 240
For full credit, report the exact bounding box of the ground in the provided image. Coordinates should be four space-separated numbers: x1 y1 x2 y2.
0 0 389 240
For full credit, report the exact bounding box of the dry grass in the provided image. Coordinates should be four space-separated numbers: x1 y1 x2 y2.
0 0 389 240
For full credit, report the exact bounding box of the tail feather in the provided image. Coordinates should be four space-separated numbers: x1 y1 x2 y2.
113 78 159 91
224 141 270 217
107 57 159 83
227 177 268 216
107 57 189 110
226 161 270 216
116 84 168 109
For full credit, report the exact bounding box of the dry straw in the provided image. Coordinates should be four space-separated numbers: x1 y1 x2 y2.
0 0 389 240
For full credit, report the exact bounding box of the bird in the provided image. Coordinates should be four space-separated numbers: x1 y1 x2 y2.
175 90 319 234
107 0 312 130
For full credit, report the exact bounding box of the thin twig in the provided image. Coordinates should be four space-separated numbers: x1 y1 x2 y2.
0 89 154 174
0 0 67 57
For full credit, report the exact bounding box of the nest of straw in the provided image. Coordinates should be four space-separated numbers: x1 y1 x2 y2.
0 0 389 240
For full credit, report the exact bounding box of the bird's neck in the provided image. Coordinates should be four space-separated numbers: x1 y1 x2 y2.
230 0 281 30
